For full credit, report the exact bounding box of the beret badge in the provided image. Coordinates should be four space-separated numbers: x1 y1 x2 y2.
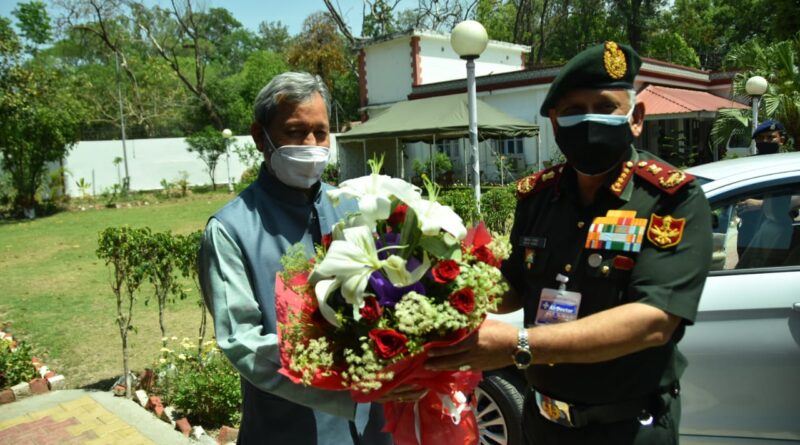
603 41 626 80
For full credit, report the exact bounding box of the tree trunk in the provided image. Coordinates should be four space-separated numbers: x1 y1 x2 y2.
198 300 207 355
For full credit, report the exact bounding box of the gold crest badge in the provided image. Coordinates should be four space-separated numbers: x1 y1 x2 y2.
647 214 685 248
603 41 626 80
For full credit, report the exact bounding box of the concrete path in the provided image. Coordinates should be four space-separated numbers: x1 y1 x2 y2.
0 390 195 445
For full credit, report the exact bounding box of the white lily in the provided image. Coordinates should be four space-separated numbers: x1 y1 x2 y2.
382 253 430 287
313 278 342 327
309 226 385 325
327 174 421 230
405 198 467 240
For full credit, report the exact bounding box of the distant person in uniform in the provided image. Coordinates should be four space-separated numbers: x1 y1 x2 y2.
736 119 799 267
426 42 712 445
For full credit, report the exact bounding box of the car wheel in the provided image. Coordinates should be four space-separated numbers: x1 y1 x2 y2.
475 372 525 445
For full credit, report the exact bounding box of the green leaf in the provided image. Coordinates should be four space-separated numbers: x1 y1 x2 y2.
419 234 460 260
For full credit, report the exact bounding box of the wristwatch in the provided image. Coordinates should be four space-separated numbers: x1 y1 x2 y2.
512 329 532 369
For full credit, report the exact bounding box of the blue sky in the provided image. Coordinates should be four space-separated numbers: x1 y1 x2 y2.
0 0 418 36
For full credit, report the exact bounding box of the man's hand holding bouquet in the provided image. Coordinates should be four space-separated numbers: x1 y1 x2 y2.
275 158 510 445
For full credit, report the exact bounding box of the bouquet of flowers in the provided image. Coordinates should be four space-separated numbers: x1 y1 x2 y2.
275 158 510 445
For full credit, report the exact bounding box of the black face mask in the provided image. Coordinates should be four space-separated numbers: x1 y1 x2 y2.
555 121 634 175
756 142 780 155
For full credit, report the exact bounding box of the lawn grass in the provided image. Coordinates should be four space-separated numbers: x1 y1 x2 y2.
0 192 233 389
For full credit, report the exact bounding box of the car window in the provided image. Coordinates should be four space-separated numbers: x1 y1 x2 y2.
710 182 800 272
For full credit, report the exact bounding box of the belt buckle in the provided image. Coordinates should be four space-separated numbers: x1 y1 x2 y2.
534 391 575 427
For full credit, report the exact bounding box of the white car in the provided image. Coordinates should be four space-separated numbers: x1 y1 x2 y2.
477 152 800 445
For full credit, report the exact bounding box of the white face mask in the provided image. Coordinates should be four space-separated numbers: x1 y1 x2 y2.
264 130 330 189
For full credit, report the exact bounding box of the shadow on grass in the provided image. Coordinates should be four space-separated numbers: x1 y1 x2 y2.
82 376 118 391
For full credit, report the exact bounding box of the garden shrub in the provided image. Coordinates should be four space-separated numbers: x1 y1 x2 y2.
0 338 37 390
154 338 241 428
438 188 478 227
481 185 516 233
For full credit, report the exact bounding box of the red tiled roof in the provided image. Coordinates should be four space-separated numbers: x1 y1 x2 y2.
637 85 747 115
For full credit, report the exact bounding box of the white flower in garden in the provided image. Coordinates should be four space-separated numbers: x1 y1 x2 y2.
405 198 467 240
328 174 421 230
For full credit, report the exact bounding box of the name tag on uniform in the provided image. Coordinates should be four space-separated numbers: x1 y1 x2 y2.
535 288 581 325
520 236 547 248
585 210 647 252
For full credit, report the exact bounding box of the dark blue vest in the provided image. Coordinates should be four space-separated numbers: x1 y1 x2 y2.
213 165 390 445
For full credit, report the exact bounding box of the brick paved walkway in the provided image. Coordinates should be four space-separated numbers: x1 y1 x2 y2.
0 390 193 445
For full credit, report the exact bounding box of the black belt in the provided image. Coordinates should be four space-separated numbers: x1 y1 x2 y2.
531 382 680 428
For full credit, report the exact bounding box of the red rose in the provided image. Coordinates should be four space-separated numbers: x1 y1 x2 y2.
473 245 499 267
387 204 409 227
448 288 476 314
431 259 460 284
359 296 383 323
368 329 409 359
321 233 333 249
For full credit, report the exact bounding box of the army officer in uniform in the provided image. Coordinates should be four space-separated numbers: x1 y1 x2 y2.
427 42 712 444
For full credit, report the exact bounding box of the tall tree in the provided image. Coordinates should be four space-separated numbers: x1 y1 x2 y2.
609 0 665 51
130 0 227 129
258 20 291 54
475 0 516 42
362 0 401 38
0 6 87 216
287 12 350 95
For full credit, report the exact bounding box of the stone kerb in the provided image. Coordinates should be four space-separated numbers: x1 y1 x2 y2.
0 330 67 406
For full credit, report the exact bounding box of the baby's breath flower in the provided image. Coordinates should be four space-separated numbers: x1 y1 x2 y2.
178 354 187 360
394 292 436 336
488 233 512 261
159 358 166 364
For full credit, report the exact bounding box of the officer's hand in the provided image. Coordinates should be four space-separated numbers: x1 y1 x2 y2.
424 319 518 372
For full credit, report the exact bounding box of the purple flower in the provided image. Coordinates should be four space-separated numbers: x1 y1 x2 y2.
368 271 425 308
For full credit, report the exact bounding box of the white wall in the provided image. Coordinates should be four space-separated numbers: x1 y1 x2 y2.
419 34 525 84
62 134 342 197
365 39 414 105
363 32 528 106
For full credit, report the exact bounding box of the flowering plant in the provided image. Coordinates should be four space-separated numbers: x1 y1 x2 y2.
276 157 510 444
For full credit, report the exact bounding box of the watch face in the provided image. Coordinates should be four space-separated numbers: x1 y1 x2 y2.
515 349 532 366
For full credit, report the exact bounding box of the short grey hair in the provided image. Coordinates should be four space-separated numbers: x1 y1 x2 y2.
253 72 331 127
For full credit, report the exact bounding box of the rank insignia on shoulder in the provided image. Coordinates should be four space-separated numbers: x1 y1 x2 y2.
585 210 647 252
516 164 563 200
634 160 694 195
647 214 685 248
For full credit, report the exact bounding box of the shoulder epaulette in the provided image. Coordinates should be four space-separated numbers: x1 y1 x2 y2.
632 159 694 195
516 164 564 200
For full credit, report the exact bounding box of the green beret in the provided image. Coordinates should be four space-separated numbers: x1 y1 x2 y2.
540 41 642 116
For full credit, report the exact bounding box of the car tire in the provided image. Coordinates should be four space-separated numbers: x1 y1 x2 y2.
475 370 526 445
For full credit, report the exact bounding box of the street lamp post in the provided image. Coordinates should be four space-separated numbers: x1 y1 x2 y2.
745 75 768 156
451 20 488 215
222 128 234 192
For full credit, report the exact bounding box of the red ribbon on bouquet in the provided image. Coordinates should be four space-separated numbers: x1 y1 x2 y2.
275 273 481 445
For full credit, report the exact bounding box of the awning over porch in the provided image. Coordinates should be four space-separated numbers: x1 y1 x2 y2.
338 94 538 142
638 85 747 119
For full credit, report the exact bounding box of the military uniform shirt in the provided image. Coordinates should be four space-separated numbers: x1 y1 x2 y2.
502 149 712 405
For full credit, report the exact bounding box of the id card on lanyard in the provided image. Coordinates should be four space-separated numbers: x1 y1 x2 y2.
534 274 581 325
